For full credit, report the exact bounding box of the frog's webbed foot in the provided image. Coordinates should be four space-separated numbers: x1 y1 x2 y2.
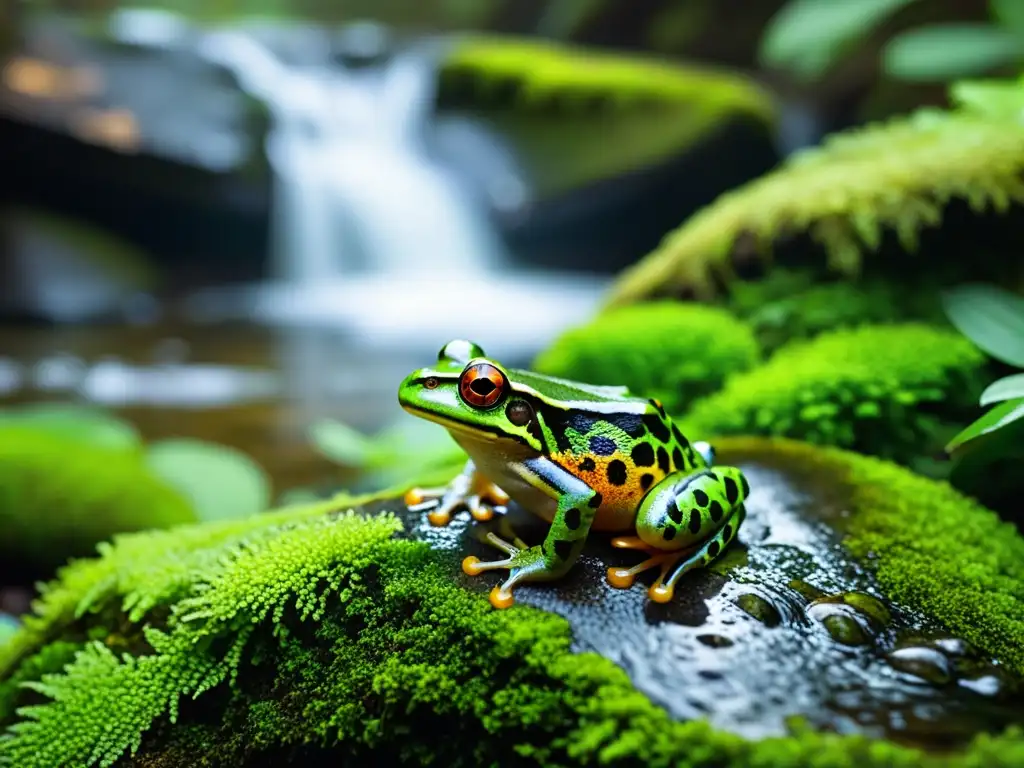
462 533 569 610
404 461 510 526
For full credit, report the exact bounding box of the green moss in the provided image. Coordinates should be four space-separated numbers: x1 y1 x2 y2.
604 92 1024 306
438 35 776 196
2 452 1024 766
683 324 988 465
714 436 1024 678
441 35 775 120
726 268 945 353
0 427 196 574
532 302 760 415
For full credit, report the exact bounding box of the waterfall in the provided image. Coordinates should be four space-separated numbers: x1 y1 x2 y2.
197 24 507 284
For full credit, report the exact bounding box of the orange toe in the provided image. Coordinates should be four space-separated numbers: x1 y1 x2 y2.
462 556 483 576
489 585 515 609
606 567 636 589
648 584 674 604
427 509 452 527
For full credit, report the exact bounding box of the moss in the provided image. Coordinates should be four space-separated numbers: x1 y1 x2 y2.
604 91 1024 306
683 324 989 466
440 35 775 120
2 451 1024 766
532 302 761 415
714 436 1024 678
0 427 196 576
437 35 776 195
726 268 946 353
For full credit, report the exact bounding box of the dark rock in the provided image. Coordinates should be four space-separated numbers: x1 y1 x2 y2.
888 647 954 686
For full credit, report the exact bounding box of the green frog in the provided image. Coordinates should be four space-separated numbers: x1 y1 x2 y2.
398 339 750 609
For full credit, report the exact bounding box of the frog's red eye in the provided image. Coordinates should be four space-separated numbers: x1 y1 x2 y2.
459 363 508 409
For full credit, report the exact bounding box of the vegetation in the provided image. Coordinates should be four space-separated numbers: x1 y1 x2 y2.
2 437 1024 766
604 78 1024 306
681 324 989 469
532 302 761 415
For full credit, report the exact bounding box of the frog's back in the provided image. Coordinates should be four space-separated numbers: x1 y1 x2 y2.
512 369 705 532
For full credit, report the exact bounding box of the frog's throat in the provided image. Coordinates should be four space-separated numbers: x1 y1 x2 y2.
400 403 501 442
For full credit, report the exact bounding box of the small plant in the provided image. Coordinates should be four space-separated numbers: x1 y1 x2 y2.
761 0 1024 84
941 283 1024 460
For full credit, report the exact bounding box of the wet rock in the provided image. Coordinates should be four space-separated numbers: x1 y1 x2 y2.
888 647 954 686
959 674 1004 697
933 637 972 657
735 592 782 627
394 451 1024 752
840 592 891 627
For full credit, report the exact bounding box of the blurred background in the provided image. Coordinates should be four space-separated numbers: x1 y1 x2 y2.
0 0 1005 511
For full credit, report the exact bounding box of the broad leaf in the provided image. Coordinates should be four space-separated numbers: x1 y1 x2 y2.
883 24 1024 81
146 438 271 522
759 0 918 80
946 397 1024 454
0 403 139 450
309 419 373 467
948 76 1024 118
941 284 1024 367
992 0 1024 35
981 373 1024 405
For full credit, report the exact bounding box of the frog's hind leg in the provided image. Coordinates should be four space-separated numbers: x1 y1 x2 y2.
404 459 510 526
629 465 749 602
648 504 747 603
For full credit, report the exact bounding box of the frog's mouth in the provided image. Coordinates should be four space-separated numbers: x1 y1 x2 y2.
399 403 501 442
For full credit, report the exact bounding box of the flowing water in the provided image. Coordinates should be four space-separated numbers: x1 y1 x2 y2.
197 23 508 281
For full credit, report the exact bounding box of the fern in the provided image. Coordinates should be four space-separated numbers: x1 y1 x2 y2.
605 85 1024 306
0 508 401 767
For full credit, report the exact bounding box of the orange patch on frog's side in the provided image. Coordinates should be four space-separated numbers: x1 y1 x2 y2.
551 450 668 533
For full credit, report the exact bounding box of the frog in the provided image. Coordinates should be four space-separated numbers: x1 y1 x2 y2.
397 339 750 610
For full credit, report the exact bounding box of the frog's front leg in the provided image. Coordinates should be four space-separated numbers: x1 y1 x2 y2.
404 459 510 526
609 466 749 604
461 457 597 609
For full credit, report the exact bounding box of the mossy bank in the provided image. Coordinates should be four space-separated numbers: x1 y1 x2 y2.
2 437 1024 767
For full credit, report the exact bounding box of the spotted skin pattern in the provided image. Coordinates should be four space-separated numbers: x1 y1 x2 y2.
398 340 750 608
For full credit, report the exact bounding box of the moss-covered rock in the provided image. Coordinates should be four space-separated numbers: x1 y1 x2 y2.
725 268 947 353
437 35 777 198
0 427 196 578
533 302 760 415
683 324 989 467
2 438 1024 766
604 81 1024 306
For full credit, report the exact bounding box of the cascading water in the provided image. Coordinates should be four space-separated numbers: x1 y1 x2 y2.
197 24 507 282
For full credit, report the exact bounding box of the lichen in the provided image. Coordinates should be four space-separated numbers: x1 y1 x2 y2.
532 302 760 415
683 324 989 465
2 448 1024 766
0 427 196 575
604 90 1024 306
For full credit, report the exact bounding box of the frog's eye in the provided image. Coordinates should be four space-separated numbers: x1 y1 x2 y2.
439 339 486 365
459 362 508 409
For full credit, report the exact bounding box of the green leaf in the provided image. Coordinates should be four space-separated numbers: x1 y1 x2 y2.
991 0 1024 35
981 373 1024 405
0 403 139 450
946 397 1024 454
941 284 1024 366
882 24 1024 82
759 0 917 80
948 76 1024 118
145 439 271 522
309 419 373 468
